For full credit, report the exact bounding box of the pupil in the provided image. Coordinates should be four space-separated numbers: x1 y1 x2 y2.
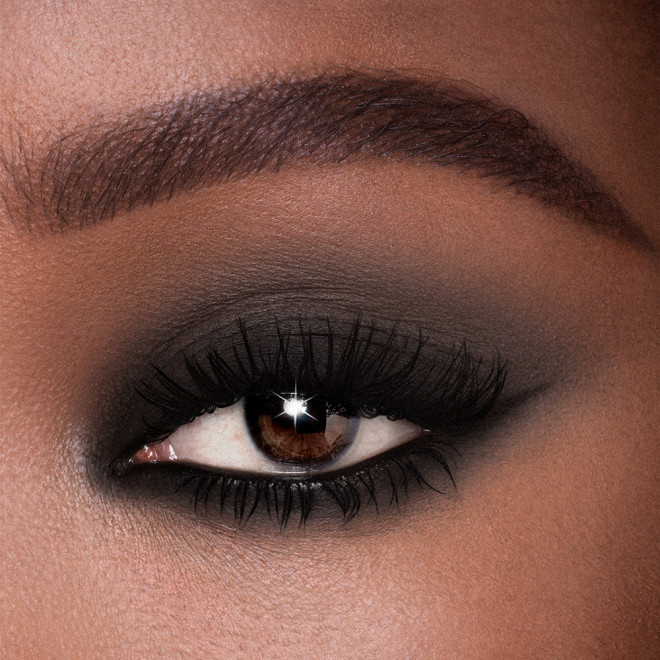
245 393 349 464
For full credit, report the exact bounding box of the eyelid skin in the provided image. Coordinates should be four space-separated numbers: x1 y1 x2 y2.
86 260 577 469
103 316 528 529
130 317 508 441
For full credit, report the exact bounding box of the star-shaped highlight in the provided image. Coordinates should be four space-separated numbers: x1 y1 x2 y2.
272 382 318 431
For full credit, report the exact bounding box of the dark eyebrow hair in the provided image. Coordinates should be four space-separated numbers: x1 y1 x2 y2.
1 71 651 248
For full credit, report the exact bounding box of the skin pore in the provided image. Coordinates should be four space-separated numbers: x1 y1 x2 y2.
0 1 658 657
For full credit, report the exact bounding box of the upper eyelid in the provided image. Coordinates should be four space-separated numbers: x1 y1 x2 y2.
129 317 508 445
92 300 573 482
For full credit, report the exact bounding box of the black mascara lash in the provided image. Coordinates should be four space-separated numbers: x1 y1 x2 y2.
114 316 507 528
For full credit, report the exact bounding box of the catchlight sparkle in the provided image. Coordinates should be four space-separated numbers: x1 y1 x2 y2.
273 383 317 430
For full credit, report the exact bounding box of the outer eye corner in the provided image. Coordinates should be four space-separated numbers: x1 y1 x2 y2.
119 319 509 526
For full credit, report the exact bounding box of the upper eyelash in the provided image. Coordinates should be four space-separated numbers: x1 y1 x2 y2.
119 317 507 529
136 316 508 441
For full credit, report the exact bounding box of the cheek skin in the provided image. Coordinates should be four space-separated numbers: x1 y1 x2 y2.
1 380 656 657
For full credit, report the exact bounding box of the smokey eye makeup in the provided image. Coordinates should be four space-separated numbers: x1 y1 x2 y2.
108 316 515 530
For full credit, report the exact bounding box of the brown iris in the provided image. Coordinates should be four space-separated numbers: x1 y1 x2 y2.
245 393 350 464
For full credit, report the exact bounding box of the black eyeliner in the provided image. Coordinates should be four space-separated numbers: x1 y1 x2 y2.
108 316 509 529
133 316 506 440
122 435 458 530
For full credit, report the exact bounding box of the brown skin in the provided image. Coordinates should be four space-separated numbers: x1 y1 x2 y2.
0 1 658 657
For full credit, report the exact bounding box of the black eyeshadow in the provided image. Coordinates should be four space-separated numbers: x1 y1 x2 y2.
81 301 562 531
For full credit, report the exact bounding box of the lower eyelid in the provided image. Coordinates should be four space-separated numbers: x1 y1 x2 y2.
116 432 458 531
107 317 514 528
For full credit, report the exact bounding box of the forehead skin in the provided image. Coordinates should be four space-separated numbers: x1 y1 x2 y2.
0 1 658 658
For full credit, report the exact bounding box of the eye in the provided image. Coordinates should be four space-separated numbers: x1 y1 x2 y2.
127 389 427 475
114 318 508 528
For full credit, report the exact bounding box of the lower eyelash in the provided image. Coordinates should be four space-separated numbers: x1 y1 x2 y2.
115 317 505 529
163 435 457 530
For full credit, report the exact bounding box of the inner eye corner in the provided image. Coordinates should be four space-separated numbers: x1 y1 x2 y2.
116 320 510 526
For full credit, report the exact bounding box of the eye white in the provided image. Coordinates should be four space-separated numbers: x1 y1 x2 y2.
130 398 426 476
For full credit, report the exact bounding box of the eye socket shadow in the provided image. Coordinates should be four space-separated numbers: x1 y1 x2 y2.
81 272 573 484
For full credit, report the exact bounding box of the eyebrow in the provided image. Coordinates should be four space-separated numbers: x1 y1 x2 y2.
1 71 651 248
